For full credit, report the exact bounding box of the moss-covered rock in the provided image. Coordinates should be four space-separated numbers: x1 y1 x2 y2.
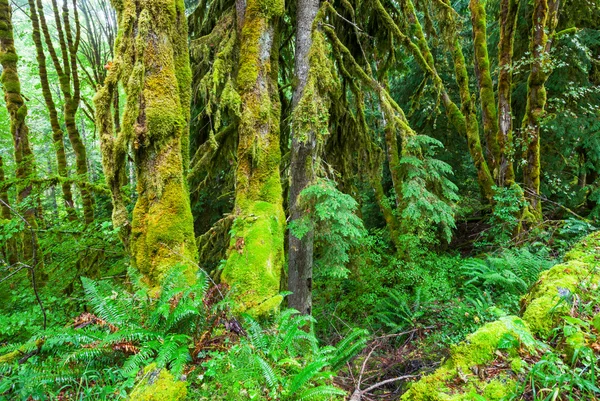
129 365 187 401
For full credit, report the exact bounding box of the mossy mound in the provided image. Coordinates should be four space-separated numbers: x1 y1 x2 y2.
128 365 187 401
401 316 528 401
402 231 600 400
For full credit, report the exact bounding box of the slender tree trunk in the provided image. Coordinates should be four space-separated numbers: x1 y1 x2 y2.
27 0 77 221
522 0 560 218
0 156 17 265
470 0 500 173
288 0 320 316
497 0 519 187
95 0 197 289
35 0 94 224
0 0 42 269
221 0 286 315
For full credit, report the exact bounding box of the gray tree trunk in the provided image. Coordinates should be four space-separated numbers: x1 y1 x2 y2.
288 0 320 315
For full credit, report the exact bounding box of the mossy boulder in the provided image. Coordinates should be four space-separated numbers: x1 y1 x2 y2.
401 316 529 401
129 365 187 401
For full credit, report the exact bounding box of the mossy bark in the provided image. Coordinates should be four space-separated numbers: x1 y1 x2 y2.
470 0 500 174
33 0 94 224
521 0 560 219
95 0 197 289
288 0 320 316
0 156 17 265
221 0 286 315
497 0 519 186
0 0 41 269
27 0 77 221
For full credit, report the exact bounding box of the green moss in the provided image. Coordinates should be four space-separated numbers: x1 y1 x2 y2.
522 261 590 337
564 328 586 361
129 365 187 401
221 201 285 316
402 316 530 401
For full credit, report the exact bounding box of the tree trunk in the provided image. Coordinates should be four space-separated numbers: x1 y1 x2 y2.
0 0 42 270
27 0 77 221
470 0 500 173
34 0 94 224
288 0 320 316
496 0 519 187
95 0 197 289
0 156 17 265
221 0 286 316
522 0 560 219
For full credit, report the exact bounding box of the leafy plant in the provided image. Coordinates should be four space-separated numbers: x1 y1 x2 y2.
193 310 367 400
290 179 366 278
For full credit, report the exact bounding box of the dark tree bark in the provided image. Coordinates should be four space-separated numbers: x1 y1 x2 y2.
522 0 561 219
288 0 320 315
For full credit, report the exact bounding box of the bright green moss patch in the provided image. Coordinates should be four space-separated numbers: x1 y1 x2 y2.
129 365 187 401
522 260 593 337
401 316 531 401
221 201 285 316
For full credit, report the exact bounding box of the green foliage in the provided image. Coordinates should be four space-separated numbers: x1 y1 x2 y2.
191 310 367 400
289 179 366 278
398 135 459 243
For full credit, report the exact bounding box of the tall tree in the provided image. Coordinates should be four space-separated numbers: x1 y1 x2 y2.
95 0 197 289
220 0 286 315
288 0 321 315
522 0 561 219
0 0 41 269
32 0 94 224
27 0 77 221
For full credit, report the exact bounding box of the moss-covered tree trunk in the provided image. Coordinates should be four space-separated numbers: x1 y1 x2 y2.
521 0 560 219
470 0 500 173
0 0 41 268
0 156 17 265
288 0 320 316
33 0 94 224
95 0 197 289
221 0 286 315
27 0 77 221
497 0 519 187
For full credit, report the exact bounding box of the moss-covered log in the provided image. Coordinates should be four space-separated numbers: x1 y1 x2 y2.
27 0 77 221
521 0 561 219
220 0 286 316
95 0 197 289
401 231 600 400
0 0 41 268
